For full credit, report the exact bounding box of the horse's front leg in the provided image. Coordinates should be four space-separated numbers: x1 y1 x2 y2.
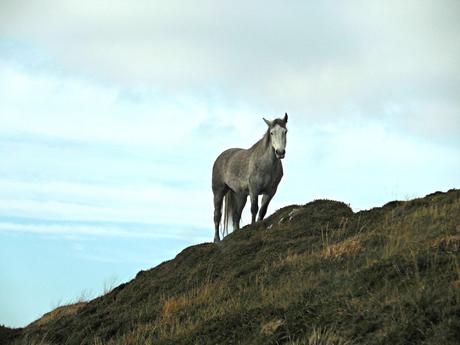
249 193 259 224
258 190 275 221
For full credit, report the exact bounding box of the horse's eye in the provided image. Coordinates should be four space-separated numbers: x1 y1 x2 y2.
270 131 274 135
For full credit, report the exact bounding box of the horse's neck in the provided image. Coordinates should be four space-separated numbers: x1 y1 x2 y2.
252 131 276 167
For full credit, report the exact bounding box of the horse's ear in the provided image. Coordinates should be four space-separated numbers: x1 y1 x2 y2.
284 113 288 123
263 118 272 127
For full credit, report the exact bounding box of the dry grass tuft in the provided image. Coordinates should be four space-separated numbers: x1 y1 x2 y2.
32 302 86 327
161 281 223 320
287 326 352 345
307 326 352 345
276 251 304 267
161 296 190 319
322 236 362 259
451 280 460 289
260 318 284 335
430 234 460 252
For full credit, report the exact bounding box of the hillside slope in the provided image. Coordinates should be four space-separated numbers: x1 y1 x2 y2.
3 189 460 345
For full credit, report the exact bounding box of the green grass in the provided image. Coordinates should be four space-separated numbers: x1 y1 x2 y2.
2 189 460 345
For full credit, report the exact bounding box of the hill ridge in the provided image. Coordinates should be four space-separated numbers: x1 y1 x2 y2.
2 189 460 345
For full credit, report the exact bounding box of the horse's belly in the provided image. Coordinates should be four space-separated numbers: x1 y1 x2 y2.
225 176 249 194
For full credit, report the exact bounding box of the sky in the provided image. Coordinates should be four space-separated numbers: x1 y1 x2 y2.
1 0 459 328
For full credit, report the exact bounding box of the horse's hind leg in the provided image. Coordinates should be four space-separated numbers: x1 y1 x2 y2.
213 186 227 242
233 193 247 230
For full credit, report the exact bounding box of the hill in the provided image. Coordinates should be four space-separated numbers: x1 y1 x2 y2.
2 189 460 345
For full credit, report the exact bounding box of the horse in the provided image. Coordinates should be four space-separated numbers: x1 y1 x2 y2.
212 113 288 242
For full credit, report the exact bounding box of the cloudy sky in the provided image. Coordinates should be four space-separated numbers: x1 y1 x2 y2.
1 1 459 327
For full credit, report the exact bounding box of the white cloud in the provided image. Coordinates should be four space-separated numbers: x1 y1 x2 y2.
0 58 267 147
2 1 458 108
0 220 207 241
0 179 213 227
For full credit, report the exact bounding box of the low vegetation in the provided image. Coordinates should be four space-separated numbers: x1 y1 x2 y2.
2 189 459 344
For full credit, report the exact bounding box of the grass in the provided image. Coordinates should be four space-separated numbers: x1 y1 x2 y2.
286 326 353 345
2 189 459 345
30 302 87 328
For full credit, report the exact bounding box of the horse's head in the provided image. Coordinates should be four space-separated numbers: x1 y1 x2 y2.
263 113 288 159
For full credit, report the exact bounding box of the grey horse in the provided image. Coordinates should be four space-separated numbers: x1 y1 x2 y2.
212 113 288 242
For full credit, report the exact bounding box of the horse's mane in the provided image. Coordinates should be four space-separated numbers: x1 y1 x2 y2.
248 129 270 153
271 118 287 129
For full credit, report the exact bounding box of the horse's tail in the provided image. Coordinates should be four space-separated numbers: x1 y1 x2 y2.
222 190 236 239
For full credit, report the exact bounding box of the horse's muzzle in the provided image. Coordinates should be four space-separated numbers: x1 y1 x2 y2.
276 149 285 159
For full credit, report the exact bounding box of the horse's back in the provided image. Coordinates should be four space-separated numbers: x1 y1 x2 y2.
212 148 249 191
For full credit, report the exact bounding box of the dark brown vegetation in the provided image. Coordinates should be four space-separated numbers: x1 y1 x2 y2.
2 189 460 344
